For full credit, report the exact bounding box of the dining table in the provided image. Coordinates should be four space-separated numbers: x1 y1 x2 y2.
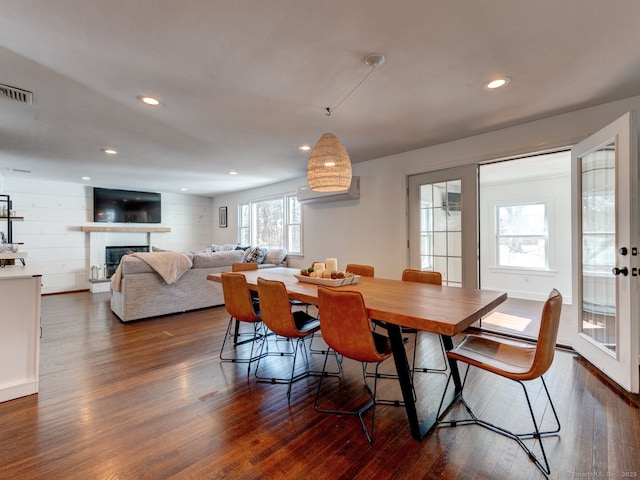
207 266 507 441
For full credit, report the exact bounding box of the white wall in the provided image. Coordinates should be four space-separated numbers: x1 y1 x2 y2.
479 170 573 302
1 178 213 294
212 94 640 284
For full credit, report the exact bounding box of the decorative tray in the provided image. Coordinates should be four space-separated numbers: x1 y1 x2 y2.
294 274 360 286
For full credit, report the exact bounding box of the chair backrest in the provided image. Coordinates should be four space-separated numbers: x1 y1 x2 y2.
529 288 563 378
401 269 442 285
345 264 375 277
317 287 389 363
232 262 258 272
257 277 303 338
221 272 260 323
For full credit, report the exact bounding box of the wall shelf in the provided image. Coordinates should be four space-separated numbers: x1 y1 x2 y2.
1 196 23 264
0 252 27 267
80 226 171 233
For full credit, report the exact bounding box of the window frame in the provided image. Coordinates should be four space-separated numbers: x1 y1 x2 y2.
238 193 303 254
494 200 551 271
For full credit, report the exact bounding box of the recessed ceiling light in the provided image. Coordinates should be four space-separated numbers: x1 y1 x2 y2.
82 176 91 181
138 95 162 106
484 76 511 89
180 187 188 191
101 148 118 155
229 171 238 175
298 144 311 151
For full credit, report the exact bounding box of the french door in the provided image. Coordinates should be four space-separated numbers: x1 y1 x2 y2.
408 165 478 288
571 111 639 393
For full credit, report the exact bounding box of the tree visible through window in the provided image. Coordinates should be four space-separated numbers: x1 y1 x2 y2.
253 198 284 247
239 194 302 254
497 203 548 269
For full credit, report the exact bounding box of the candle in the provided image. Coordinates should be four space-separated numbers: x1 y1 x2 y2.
325 258 338 273
313 262 325 274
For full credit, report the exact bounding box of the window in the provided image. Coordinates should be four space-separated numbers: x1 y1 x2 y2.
496 203 548 269
239 194 302 254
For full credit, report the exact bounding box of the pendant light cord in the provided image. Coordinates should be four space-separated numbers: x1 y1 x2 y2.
325 62 379 117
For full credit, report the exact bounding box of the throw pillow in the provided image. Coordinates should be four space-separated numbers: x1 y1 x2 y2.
192 250 244 268
263 247 287 265
243 246 267 264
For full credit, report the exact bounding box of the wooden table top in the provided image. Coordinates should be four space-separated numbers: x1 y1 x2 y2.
208 267 507 337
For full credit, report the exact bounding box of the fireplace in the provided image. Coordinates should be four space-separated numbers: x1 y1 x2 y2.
105 245 149 278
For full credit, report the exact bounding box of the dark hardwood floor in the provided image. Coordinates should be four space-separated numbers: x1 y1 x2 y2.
0 291 638 479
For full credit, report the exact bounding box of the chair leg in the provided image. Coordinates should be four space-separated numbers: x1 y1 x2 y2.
412 332 448 374
364 328 445 406
437 367 561 476
219 317 268 376
308 332 331 355
314 348 379 443
255 335 323 401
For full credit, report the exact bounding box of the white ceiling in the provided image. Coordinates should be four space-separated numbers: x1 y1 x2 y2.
1 0 640 197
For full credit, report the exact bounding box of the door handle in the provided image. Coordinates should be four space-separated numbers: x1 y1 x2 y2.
612 266 629 276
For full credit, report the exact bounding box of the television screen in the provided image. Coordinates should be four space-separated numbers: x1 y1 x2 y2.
93 188 161 223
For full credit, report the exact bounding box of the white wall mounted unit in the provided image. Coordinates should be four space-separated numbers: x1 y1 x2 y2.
297 176 360 204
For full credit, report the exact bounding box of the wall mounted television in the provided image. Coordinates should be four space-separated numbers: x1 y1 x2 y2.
93 187 161 223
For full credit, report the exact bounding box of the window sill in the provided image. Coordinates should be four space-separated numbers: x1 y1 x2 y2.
489 266 557 277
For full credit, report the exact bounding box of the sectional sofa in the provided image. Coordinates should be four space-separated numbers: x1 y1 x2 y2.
110 247 287 322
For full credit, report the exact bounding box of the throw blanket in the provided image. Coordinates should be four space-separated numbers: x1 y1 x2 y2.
110 252 193 292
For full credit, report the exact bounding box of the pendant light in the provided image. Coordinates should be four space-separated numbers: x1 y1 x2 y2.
307 53 385 192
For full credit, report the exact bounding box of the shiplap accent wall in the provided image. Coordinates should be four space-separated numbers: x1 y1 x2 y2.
1 177 213 294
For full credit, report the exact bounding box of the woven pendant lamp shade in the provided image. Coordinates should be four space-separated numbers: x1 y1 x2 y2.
307 132 352 192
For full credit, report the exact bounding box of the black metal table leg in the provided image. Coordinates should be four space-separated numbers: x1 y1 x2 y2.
387 325 463 440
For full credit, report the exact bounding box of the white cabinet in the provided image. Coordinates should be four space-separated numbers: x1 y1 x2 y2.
0 265 42 403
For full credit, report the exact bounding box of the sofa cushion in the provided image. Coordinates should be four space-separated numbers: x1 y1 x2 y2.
243 246 267 263
120 255 155 275
192 249 244 268
210 243 237 252
263 247 287 265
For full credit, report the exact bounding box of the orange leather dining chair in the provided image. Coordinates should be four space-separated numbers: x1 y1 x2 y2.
219 272 267 375
232 262 260 307
345 264 375 277
254 277 322 401
231 262 258 272
236 261 310 313
314 286 393 443
401 268 441 284
401 269 448 374
437 289 563 476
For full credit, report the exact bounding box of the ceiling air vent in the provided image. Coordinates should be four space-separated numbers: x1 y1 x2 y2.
0 84 33 105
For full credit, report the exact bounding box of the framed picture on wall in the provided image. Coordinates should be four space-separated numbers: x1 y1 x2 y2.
219 206 228 228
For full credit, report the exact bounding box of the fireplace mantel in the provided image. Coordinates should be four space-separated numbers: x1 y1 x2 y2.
83 226 171 292
81 226 171 233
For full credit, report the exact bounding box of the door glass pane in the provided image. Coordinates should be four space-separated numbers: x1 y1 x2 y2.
433 232 447 256
419 179 462 286
581 143 616 353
